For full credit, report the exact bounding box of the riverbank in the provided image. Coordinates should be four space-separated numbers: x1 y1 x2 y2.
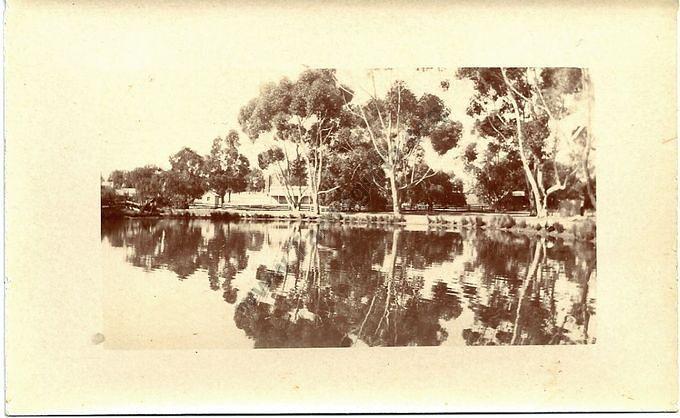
147 208 596 242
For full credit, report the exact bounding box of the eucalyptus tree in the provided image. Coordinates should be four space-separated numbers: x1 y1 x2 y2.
320 126 390 211
204 130 250 204
245 167 265 192
336 73 463 215
238 69 353 214
165 147 206 208
126 165 166 204
457 67 592 217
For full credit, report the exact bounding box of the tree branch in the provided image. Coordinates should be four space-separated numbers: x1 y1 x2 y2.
317 185 341 195
399 167 435 190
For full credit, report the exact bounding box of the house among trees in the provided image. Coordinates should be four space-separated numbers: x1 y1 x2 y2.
492 190 530 212
193 190 224 208
189 174 312 209
265 174 311 206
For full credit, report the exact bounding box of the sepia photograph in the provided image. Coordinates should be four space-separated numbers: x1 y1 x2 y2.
5 0 676 414
101 67 597 349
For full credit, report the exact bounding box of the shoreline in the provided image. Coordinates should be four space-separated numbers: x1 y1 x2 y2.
105 207 596 243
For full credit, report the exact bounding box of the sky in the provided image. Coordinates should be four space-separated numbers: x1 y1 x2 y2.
99 65 477 180
17 3 583 187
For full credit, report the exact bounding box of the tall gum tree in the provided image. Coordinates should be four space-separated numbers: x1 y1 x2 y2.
165 147 206 208
458 68 593 217
238 69 353 214
205 130 250 204
337 73 463 215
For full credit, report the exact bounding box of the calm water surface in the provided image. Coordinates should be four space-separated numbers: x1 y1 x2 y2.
101 219 596 349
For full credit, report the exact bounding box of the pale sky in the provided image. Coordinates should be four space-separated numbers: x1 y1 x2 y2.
18 3 482 180
99 65 477 179
10 2 605 197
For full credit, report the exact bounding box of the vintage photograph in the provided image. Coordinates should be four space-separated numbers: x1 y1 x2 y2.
7 0 677 412
100 67 597 349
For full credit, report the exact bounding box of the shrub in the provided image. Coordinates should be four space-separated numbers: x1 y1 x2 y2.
573 218 596 241
497 214 515 229
517 219 527 229
474 216 486 228
534 222 543 231
488 216 498 228
553 222 565 233
506 215 516 229
461 217 469 226
210 211 241 221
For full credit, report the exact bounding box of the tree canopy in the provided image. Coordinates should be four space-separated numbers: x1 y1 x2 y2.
205 130 250 202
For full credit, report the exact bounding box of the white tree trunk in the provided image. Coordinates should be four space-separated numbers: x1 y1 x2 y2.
388 168 400 215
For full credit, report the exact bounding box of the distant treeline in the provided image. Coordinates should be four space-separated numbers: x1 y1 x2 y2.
104 68 596 216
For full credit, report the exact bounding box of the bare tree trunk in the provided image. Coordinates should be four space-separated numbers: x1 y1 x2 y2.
311 168 321 215
307 168 319 214
582 69 596 211
505 94 544 216
501 69 546 218
314 153 323 215
304 157 321 215
388 169 400 215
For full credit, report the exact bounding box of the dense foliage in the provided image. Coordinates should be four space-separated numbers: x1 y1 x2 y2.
104 67 595 216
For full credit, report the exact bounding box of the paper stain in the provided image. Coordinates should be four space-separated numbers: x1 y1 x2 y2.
91 333 106 345
544 360 563 391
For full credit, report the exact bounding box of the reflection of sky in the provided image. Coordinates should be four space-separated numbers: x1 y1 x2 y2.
103 243 254 350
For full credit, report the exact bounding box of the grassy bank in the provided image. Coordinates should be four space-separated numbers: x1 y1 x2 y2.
157 208 596 242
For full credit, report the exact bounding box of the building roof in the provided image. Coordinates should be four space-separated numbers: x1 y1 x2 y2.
201 190 221 197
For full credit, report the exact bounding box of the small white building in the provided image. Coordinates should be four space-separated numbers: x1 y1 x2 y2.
267 185 311 206
192 190 224 208
265 175 311 206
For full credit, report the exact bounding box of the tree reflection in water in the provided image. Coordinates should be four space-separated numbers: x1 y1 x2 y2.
102 219 596 348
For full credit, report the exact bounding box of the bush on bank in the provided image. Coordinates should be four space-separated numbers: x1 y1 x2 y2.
159 209 595 241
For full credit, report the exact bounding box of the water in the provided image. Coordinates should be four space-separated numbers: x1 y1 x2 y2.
101 218 596 349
